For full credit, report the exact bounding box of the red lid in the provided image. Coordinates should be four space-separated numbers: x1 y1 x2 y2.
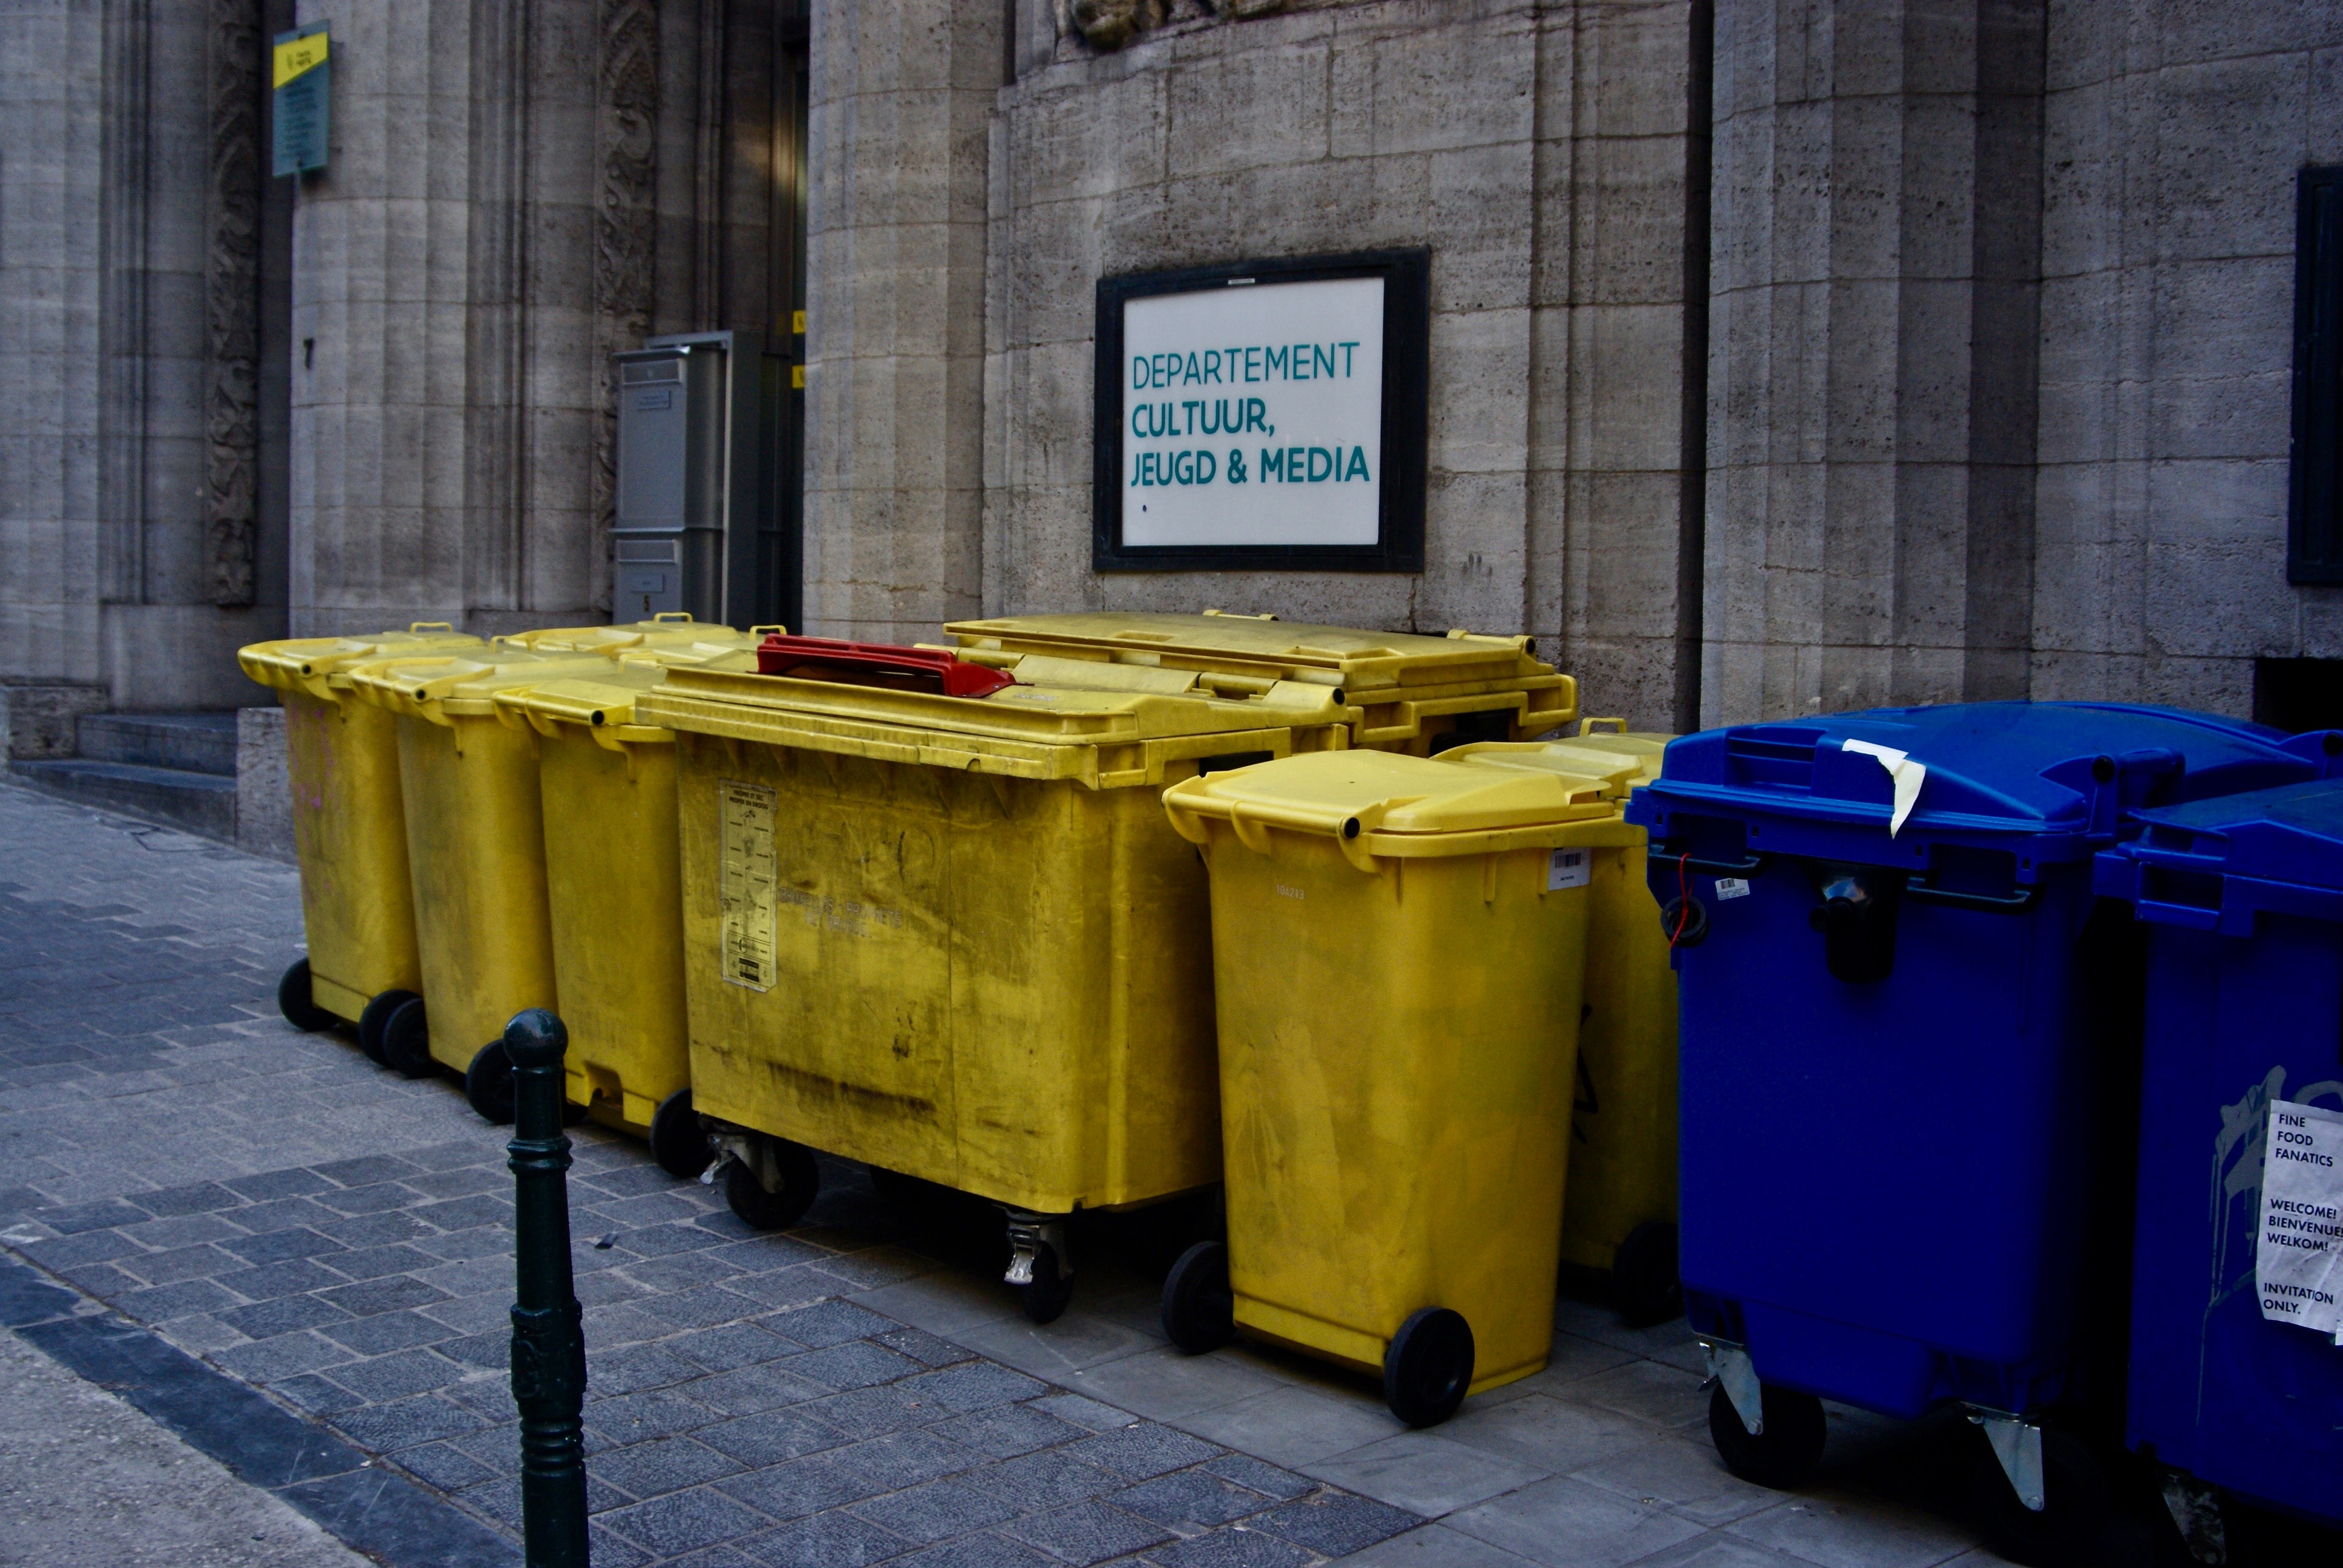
753 634 1019 699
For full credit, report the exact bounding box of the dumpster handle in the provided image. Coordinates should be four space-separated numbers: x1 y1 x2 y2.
407 621 455 633
1661 847 1768 877
1906 878 2043 913
1579 717 1629 736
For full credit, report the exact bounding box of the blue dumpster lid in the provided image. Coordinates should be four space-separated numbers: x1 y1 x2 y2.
1624 702 2343 877
2094 778 2343 933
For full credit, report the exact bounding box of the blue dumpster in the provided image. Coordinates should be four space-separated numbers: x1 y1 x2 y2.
1624 702 2341 1558
2094 774 2343 1534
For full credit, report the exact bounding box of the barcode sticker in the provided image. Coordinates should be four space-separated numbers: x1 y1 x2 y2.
1547 849 1590 890
1715 877 1751 901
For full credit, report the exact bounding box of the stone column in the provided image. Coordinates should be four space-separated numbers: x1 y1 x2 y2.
287 0 602 639
1702 0 2045 725
0 0 283 711
801 0 1003 642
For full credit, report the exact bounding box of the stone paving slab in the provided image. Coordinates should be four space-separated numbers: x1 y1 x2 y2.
0 779 2160 1566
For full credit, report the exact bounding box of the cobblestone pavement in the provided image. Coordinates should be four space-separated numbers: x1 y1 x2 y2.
0 780 2057 1567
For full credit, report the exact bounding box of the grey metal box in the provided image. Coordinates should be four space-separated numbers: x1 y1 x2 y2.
611 330 769 627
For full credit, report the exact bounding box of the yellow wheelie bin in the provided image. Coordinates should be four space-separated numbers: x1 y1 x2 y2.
1158 748 1634 1425
493 632 770 1163
634 636 1351 1321
237 624 484 1059
940 610 1575 753
344 646 615 1088
1444 722 1682 1322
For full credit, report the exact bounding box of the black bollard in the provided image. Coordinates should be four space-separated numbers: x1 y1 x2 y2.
505 1008 589 1567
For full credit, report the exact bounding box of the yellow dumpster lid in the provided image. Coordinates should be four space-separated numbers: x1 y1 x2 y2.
1163 748 1628 867
346 648 620 723
940 611 1557 696
1443 721 1674 790
636 662 1352 789
238 624 483 694
497 615 784 659
493 663 676 739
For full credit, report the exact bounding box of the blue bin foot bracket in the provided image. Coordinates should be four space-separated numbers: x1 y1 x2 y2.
1702 1339 1764 1434
2155 1470 2228 1566
1970 1410 2046 1513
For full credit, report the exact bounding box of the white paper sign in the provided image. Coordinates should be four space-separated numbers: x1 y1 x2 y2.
1121 277 1385 547
1547 848 1590 891
2256 1100 2343 1338
1714 877 1751 901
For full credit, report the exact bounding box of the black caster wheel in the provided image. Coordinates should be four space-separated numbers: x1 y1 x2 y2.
1018 1242 1074 1325
649 1088 712 1180
357 988 418 1065
1612 1221 1683 1325
1969 1428 2111 1568
1161 1240 1235 1353
1384 1306 1474 1426
723 1140 820 1231
277 959 338 1032
1708 1380 1827 1489
379 997 435 1079
465 1039 515 1124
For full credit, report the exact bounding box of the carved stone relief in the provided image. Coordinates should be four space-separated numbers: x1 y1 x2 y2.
1066 0 1285 51
204 0 263 607
593 0 661 607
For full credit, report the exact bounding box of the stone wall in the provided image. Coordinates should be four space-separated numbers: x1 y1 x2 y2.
975 0 1708 730
2027 1 2343 711
0 0 284 710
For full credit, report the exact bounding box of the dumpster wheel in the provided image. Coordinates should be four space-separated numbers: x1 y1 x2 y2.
1707 1380 1825 1489
719 1137 819 1231
1968 1425 2109 1568
650 1089 712 1180
1161 1241 1235 1353
379 997 435 1079
466 1040 516 1125
1017 1243 1073 1325
358 989 419 1065
1384 1307 1474 1426
277 959 338 1033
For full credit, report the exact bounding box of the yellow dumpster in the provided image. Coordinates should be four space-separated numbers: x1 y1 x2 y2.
635 636 1351 1321
237 624 484 1059
940 610 1575 753
344 647 615 1086
1445 722 1682 1322
491 631 770 1164
1158 748 1633 1425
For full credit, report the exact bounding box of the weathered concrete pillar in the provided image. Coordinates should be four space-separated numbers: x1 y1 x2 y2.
1703 0 2045 725
801 0 1003 642
287 0 603 639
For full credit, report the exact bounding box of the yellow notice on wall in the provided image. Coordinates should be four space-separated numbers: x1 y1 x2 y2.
273 30 328 90
718 780 778 992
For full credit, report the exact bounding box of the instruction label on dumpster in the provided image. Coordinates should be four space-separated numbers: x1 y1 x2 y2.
2256 1100 2343 1338
718 781 778 992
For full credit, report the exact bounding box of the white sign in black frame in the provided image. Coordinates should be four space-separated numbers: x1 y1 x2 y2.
1093 249 1429 573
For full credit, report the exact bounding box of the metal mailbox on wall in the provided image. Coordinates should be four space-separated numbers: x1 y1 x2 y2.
611 330 775 627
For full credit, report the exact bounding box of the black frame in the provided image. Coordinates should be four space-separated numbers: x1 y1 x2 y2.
2291 166 2343 584
1093 249 1429 573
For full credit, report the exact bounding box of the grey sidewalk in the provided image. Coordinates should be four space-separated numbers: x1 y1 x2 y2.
0 780 2022 1567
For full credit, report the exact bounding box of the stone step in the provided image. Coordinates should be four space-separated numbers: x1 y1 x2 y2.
76 711 241 776
8 758 238 840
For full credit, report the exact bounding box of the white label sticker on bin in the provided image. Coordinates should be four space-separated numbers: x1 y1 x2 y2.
1547 849 1590 891
2255 1100 2343 1338
718 780 778 993
1714 877 1751 901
